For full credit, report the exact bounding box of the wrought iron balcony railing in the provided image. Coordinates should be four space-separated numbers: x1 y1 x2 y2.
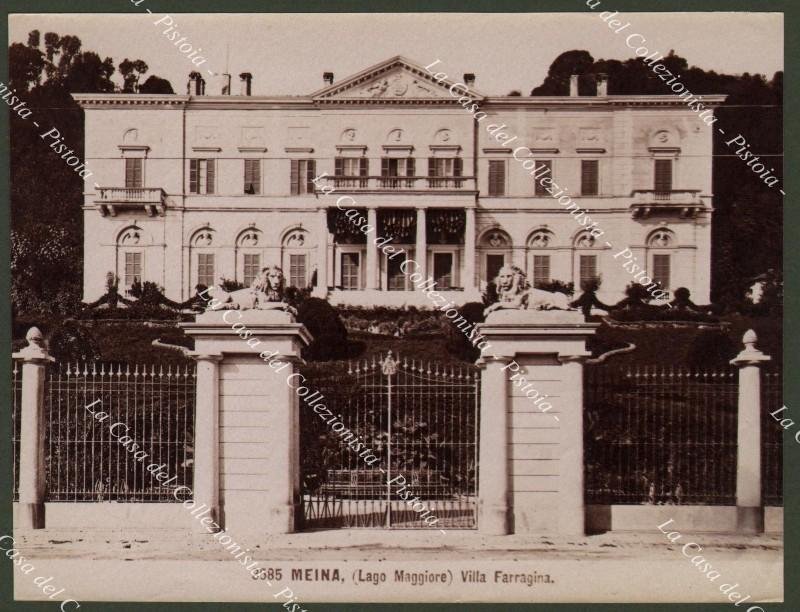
95 187 167 217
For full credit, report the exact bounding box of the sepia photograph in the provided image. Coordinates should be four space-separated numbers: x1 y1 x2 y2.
4 4 786 607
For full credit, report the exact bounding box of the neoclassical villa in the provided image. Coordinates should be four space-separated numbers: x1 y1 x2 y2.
75 56 722 306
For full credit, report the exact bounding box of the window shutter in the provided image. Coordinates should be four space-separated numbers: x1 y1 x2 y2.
428 157 437 177
453 157 462 177
359 157 369 177
407 157 416 177
189 159 198 193
654 159 672 193
488 160 505 196
290 159 299 195
125 159 135 188
381 158 390 177
206 159 215 194
306 159 316 192
335 157 343 176
581 160 599 196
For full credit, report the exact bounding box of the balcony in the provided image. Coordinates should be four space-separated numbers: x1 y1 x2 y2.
95 187 167 217
630 189 705 218
317 175 477 193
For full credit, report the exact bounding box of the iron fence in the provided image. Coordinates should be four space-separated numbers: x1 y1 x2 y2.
11 361 196 502
585 365 739 505
762 370 783 506
300 354 479 529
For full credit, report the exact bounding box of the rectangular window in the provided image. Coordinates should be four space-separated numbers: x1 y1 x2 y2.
125 158 143 189
334 157 368 188
533 255 551 286
381 157 415 188
290 159 316 195
428 157 463 188
124 252 142 288
244 159 261 194
243 253 261 287
386 255 407 291
652 254 671 291
488 160 506 196
581 160 599 196
654 159 672 197
579 255 598 285
190 159 216 194
534 160 552 196
197 253 215 287
289 254 307 288
341 252 361 290
433 253 454 289
486 254 505 283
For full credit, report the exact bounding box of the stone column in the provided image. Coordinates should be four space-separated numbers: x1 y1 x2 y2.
476 310 597 535
477 355 512 535
13 328 53 530
313 207 329 298
191 353 222 533
366 208 379 290
463 207 478 299
558 355 587 536
181 309 312 535
415 207 427 281
731 329 771 533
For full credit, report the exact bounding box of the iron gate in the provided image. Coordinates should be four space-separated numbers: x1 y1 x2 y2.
299 352 479 529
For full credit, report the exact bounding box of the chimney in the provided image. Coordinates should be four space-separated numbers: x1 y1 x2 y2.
198 77 206 96
239 72 253 96
222 73 232 95
323 72 334 86
463 73 476 87
569 74 579 96
596 73 608 96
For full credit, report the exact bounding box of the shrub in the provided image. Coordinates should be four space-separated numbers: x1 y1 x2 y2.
445 302 486 362
296 298 349 361
686 329 738 367
47 320 102 362
535 279 575 296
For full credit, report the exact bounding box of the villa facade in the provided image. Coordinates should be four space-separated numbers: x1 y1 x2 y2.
75 56 722 306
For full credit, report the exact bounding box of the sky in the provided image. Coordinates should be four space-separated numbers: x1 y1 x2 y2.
9 12 783 96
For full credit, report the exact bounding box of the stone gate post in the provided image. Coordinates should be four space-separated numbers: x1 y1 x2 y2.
181 309 311 535
731 329 771 533
476 310 598 536
13 328 53 530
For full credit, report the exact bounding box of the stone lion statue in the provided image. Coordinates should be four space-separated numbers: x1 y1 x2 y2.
484 265 572 315
205 266 296 314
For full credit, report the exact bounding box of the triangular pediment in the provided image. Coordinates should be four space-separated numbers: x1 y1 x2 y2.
312 56 485 102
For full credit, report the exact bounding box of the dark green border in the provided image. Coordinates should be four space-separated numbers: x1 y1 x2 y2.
1 1 793 610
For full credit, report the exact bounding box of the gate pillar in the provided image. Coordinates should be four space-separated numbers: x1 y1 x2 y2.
181 309 312 536
476 310 598 536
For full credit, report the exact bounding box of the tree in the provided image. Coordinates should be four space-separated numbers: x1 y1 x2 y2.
531 50 595 95
119 58 148 93
139 75 175 94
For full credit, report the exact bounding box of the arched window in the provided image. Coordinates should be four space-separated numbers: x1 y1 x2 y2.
572 230 601 290
647 228 676 294
281 228 311 288
190 227 216 289
235 227 263 287
479 228 512 284
527 229 555 287
116 225 147 293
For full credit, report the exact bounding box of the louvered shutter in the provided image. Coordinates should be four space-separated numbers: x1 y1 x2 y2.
334 157 344 177
189 159 199 193
306 160 316 192
206 159 215 194
581 160 599 196
359 157 369 177
488 160 505 196
290 159 300 195
453 157 462 177
654 159 672 193
381 158 390 177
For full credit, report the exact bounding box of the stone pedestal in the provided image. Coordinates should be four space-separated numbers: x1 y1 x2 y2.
181 309 312 535
476 310 598 535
